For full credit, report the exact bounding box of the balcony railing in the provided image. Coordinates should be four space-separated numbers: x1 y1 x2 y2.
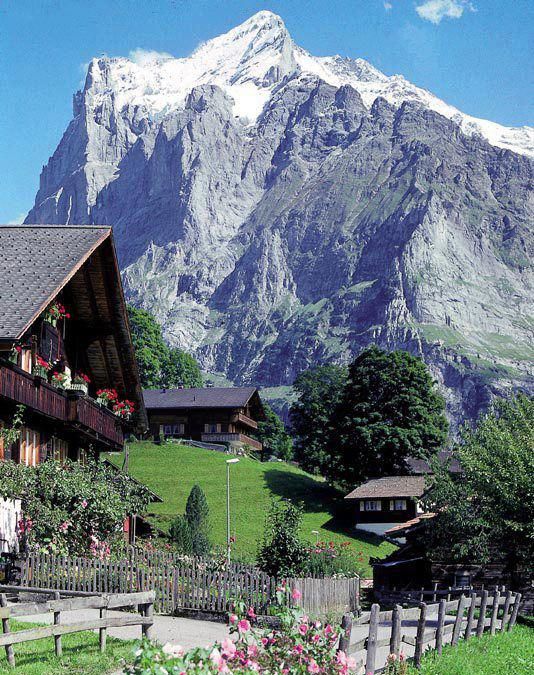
201 432 262 451
0 361 123 450
230 412 258 430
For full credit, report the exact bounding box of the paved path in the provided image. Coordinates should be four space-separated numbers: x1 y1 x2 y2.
19 608 231 650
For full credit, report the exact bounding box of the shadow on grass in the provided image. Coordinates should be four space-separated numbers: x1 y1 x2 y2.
262 469 386 547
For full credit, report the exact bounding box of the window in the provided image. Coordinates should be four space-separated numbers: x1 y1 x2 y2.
20 428 40 466
363 500 381 512
163 424 185 438
52 438 69 463
204 423 221 433
389 499 407 511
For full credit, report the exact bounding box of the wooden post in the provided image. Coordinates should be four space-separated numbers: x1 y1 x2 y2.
451 594 467 646
508 593 522 631
142 601 154 640
489 588 500 635
476 589 489 637
338 613 352 654
53 591 62 657
390 604 402 657
464 591 477 640
365 603 380 675
435 599 446 655
0 593 15 667
432 582 438 603
501 590 512 632
414 602 427 669
99 605 107 653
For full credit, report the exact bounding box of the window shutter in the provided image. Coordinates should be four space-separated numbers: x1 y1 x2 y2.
376 500 382 511
389 500 394 510
359 501 364 511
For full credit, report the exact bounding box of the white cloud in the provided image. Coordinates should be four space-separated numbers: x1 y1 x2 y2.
129 49 173 66
384 1 393 9
7 213 26 224
416 0 475 24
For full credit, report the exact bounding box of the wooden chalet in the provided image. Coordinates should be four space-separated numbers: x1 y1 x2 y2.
143 387 265 451
0 225 147 463
344 475 427 538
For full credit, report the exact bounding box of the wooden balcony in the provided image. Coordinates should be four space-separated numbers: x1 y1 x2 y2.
230 412 258 430
0 361 123 450
201 432 262 451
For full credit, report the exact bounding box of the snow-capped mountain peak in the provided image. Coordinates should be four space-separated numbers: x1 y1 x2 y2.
82 10 532 155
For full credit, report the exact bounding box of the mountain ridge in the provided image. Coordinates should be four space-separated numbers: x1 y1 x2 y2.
25 10 534 427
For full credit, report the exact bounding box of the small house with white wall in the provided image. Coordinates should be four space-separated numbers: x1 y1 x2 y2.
344 475 426 537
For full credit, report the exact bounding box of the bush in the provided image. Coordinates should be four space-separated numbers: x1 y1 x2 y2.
170 485 211 556
127 583 358 673
0 459 151 557
257 500 306 578
301 540 363 578
169 515 193 554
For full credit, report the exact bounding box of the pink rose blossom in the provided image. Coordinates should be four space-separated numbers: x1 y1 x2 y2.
238 619 251 633
229 614 238 624
298 623 309 636
291 588 302 601
308 659 320 673
221 639 236 659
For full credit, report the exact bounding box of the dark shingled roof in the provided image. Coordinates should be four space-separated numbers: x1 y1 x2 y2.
345 476 427 500
0 225 110 340
143 387 258 409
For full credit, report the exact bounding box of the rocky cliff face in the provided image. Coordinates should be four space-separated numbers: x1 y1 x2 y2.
26 11 534 427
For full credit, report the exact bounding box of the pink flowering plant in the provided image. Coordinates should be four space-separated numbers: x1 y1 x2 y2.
127 582 358 674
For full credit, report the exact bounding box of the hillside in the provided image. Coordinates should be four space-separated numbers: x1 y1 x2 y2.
26 11 534 427
106 441 394 575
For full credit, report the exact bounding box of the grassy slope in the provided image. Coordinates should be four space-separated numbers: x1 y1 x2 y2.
108 441 394 575
409 624 534 674
0 621 134 675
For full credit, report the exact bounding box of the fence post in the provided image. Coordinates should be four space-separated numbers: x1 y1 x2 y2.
142 599 155 640
365 603 380 675
435 599 446 655
414 602 427 669
508 593 522 631
490 588 500 635
464 591 477 640
451 594 467 646
390 604 402 657
476 589 489 637
501 590 512 631
99 596 108 653
338 613 352 654
53 591 63 657
0 593 15 667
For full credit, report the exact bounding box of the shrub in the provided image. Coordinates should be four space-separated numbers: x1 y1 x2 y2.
126 582 358 674
301 540 362 578
0 459 151 557
170 485 211 556
169 515 193 554
257 500 306 578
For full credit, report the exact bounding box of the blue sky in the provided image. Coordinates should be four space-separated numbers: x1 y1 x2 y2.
0 0 532 222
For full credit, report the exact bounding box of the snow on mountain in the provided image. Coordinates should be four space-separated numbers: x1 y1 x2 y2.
87 10 533 157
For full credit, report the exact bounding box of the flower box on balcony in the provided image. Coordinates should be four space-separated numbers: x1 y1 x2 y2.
66 382 89 395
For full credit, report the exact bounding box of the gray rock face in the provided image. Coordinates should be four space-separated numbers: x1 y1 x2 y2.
26 13 534 428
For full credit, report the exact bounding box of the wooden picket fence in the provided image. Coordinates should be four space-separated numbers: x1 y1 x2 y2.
20 551 359 617
0 585 154 668
338 587 522 673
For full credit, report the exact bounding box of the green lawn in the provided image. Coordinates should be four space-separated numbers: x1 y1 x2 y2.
0 620 135 675
107 441 394 575
409 624 534 675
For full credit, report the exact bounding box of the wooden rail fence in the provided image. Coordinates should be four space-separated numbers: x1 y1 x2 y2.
338 588 522 673
0 585 155 668
20 552 359 618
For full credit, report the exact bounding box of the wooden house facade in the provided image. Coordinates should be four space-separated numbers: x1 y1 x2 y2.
143 387 265 451
344 476 427 537
0 225 147 464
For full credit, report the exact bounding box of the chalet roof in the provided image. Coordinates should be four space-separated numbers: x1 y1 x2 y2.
0 225 110 340
345 475 427 500
384 513 437 537
143 387 259 410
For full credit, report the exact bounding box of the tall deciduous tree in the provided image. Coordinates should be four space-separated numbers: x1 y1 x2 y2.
257 500 306 578
290 365 348 475
424 395 534 573
326 346 448 488
256 403 293 460
127 305 203 389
